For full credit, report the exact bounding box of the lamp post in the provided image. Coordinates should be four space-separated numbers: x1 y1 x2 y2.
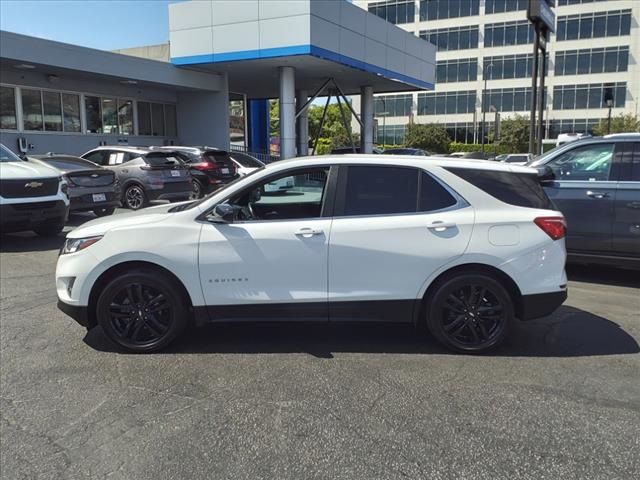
606 98 614 134
378 111 390 147
481 63 493 153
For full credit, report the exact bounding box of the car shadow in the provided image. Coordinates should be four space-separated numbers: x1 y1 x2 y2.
0 212 97 252
84 305 639 358
567 264 640 289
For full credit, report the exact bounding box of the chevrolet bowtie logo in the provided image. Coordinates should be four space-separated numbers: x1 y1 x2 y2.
24 181 44 188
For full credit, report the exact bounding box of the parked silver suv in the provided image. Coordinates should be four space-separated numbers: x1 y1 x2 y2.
81 147 192 210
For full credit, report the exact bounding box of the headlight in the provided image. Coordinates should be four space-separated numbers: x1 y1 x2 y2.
61 236 103 254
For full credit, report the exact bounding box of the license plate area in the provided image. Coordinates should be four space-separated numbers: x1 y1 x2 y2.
92 193 107 202
171 170 180 177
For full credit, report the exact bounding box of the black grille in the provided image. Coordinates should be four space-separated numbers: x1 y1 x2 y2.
11 201 58 211
0 178 59 198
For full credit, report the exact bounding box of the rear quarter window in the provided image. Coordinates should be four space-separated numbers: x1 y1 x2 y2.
446 167 554 210
144 153 182 167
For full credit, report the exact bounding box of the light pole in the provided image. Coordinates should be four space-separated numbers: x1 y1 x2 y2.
606 98 614 134
378 111 390 147
481 63 493 153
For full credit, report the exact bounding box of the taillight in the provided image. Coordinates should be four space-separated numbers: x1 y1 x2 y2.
534 216 566 240
192 157 218 171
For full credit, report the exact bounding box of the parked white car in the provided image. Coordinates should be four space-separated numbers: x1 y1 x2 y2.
56 155 567 353
0 143 69 236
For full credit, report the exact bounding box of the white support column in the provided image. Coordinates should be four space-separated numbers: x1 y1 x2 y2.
279 66 296 160
296 89 309 157
360 85 374 154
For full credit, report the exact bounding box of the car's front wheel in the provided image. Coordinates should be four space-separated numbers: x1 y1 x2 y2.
190 180 204 200
96 270 189 353
426 273 513 354
124 185 146 210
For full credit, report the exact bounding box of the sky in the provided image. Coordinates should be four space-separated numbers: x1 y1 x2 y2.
0 0 177 51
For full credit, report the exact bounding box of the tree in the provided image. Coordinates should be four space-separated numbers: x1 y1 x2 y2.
405 123 451 153
495 114 530 153
593 114 640 136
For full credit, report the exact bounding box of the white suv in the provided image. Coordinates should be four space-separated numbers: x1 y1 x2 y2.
56 155 568 354
1 144 69 236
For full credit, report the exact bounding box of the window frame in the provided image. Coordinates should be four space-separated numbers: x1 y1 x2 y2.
0 85 18 131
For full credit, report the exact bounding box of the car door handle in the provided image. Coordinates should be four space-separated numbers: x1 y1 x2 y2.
586 191 609 199
427 221 456 232
294 227 323 237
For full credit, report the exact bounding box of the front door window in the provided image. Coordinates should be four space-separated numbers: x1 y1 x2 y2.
547 143 614 181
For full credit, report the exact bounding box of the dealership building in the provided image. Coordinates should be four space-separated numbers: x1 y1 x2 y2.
354 0 640 144
0 0 435 159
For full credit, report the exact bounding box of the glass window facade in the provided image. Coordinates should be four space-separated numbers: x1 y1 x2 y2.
22 89 44 131
557 10 631 41
62 93 81 133
484 20 535 47
483 54 539 80
417 91 476 115
0 86 17 130
42 91 63 132
444 122 475 143
555 47 628 76
485 0 527 14
419 26 479 51
419 0 479 21
557 0 608 5
553 83 626 110
484 87 537 112
374 94 413 117
437 58 478 83
377 124 406 145
549 118 602 138
368 0 415 24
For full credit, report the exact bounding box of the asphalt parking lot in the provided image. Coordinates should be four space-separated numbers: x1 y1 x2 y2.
1 212 639 480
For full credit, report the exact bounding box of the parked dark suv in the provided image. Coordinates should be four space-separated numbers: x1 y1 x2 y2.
81 147 192 209
153 146 238 198
530 133 640 267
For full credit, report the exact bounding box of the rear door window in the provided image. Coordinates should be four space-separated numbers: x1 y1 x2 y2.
617 142 640 182
82 150 107 166
419 172 458 212
341 166 418 216
446 168 554 210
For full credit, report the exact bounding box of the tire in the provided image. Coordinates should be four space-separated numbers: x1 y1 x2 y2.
93 206 116 217
96 270 189 353
33 223 64 237
189 180 204 200
123 184 146 210
425 273 513 354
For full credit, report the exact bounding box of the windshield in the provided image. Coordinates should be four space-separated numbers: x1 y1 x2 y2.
0 144 22 163
169 167 265 212
531 144 566 164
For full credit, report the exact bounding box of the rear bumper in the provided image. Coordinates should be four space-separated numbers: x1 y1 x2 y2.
520 290 567 320
57 300 89 328
0 200 68 233
69 193 120 211
146 182 191 202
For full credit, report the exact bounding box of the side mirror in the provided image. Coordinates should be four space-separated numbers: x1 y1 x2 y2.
211 204 235 223
536 166 555 183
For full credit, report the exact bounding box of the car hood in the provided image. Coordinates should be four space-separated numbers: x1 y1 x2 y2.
67 203 178 238
0 160 60 179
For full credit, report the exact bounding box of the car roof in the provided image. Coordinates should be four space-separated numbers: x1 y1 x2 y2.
268 154 535 174
89 146 151 153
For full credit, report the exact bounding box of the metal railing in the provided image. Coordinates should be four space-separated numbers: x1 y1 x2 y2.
229 144 280 164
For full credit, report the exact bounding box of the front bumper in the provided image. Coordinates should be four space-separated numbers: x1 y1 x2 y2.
520 290 568 320
57 299 89 328
0 200 68 233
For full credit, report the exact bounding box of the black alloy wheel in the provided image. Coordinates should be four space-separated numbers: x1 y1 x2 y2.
190 180 203 200
96 271 188 352
426 274 513 353
124 185 145 210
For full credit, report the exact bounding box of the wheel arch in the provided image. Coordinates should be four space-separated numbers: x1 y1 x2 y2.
415 263 524 325
86 260 193 329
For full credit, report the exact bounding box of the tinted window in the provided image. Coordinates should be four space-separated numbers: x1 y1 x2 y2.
420 172 457 211
44 158 96 171
343 166 418 216
82 151 107 166
230 152 264 168
0 86 17 130
546 143 614 181
446 168 554 210
144 153 182 167
618 142 640 182
0 144 21 162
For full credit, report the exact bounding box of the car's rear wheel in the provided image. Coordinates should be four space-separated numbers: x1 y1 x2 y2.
96 270 188 353
190 180 204 200
33 222 64 236
93 206 116 217
426 274 513 354
124 185 146 210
